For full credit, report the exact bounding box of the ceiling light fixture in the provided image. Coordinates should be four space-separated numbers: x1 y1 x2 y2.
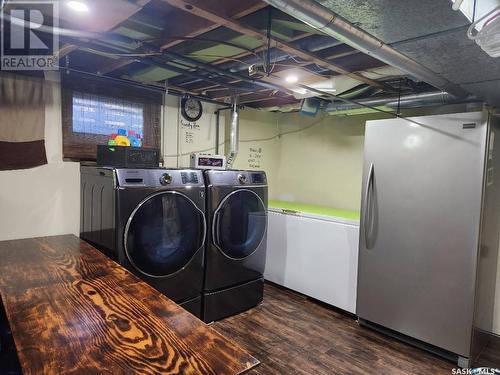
67 1 89 13
285 74 298 84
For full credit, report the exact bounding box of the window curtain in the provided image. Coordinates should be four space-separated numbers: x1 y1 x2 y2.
0 73 48 170
61 72 161 160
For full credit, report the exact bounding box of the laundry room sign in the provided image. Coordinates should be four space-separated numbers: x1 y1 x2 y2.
247 147 263 169
180 119 200 145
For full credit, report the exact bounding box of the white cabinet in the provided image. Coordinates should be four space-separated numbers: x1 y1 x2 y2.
265 210 360 313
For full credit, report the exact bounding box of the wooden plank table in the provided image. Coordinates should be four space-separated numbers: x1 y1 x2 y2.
0 235 259 374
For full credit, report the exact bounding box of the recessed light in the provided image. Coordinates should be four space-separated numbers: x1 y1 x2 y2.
67 1 89 13
285 75 298 84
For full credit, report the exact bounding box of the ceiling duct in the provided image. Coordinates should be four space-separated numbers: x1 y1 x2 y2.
227 96 240 169
264 91 478 113
291 66 403 99
264 0 469 98
325 91 478 115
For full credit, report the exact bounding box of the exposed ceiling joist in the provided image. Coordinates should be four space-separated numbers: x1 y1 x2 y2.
264 0 469 98
161 2 268 50
98 58 139 75
324 50 359 60
66 36 257 94
55 0 426 108
169 32 316 89
243 95 298 106
166 84 200 95
160 0 389 90
213 89 286 101
55 44 79 59
118 75 226 104
53 0 152 66
210 32 312 66
96 2 268 75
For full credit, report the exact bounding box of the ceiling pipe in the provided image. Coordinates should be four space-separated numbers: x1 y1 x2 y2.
337 84 381 100
221 36 343 73
325 91 478 113
62 37 261 94
66 31 298 96
263 0 469 98
57 66 228 105
63 35 427 116
171 36 343 87
159 50 296 95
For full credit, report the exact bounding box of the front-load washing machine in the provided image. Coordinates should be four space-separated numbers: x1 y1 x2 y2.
203 169 268 322
80 167 206 318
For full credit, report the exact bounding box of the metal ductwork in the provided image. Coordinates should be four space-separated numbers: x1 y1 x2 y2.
263 0 469 98
226 96 240 169
325 91 478 114
224 35 342 73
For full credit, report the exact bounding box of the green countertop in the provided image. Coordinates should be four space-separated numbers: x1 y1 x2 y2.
268 200 360 221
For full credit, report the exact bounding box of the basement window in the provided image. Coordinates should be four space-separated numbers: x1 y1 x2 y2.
72 92 144 139
61 73 161 161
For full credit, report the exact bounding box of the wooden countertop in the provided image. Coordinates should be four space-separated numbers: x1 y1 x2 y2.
0 235 259 375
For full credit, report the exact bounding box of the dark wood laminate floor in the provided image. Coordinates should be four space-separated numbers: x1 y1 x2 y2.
213 283 456 375
477 337 500 368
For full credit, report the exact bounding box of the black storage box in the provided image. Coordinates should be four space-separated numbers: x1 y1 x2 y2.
96 145 160 168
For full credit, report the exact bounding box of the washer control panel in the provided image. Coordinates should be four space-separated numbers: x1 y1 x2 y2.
115 169 204 188
181 171 200 184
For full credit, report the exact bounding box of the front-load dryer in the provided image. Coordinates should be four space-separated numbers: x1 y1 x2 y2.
203 169 268 322
80 167 206 318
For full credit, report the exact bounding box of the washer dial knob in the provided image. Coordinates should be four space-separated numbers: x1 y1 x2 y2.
238 174 247 185
160 173 172 185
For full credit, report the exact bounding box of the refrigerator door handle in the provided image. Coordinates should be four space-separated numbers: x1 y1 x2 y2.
363 163 374 247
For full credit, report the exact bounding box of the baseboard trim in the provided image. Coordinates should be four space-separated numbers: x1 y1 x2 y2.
358 318 460 366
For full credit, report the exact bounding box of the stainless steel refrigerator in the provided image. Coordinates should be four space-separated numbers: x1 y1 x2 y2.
357 111 500 367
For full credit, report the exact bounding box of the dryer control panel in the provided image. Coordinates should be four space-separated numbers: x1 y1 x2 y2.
206 170 267 186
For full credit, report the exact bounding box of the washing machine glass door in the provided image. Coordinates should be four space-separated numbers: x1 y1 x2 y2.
213 189 267 259
125 191 206 278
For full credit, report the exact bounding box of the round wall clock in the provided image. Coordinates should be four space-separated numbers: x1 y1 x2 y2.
181 97 203 122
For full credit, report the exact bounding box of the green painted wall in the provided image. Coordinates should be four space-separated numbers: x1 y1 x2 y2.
229 103 481 213
228 108 381 212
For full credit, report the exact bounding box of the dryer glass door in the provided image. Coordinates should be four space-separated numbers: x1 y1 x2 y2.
213 189 267 259
125 191 205 277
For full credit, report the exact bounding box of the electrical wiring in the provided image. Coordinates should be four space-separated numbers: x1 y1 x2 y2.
164 115 327 158
152 36 262 60
81 48 161 58
359 68 397 77
238 114 327 143
262 40 279 75
164 143 225 158
266 59 277 75
164 116 324 158
287 54 307 65
186 54 255 66
265 7 273 75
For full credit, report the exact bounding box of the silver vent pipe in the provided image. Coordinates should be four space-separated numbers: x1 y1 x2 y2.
263 0 469 98
325 91 478 114
226 96 240 169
